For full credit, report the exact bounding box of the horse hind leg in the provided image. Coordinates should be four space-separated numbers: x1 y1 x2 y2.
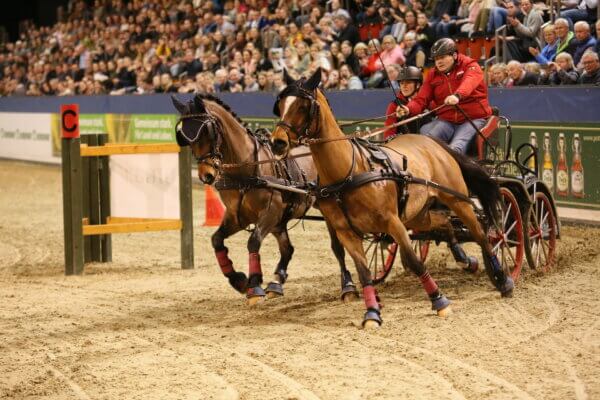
444 199 514 297
264 227 294 299
326 219 358 302
212 214 246 293
388 216 452 317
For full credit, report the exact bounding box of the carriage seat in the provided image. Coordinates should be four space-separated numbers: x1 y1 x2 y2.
468 107 500 160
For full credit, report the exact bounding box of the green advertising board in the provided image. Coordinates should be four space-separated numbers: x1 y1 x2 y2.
50 112 600 217
510 123 599 211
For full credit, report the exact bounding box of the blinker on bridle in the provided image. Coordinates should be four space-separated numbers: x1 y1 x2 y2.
176 112 224 169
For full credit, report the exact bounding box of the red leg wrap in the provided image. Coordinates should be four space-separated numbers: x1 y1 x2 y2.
215 250 234 275
363 285 379 310
249 252 261 276
419 272 438 296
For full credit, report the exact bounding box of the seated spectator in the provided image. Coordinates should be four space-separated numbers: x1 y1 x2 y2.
339 63 364 89
213 68 231 92
572 21 597 65
379 35 405 67
560 0 598 28
507 59 539 85
547 52 580 84
155 73 177 93
380 0 409 42
555 18 576 55
431 0 460 38
243 73 259 91
487 0 523 34
294 41 311 74
340 40 361 75
506 0 543 61
402 32 426 68
529 24 558 65
490 63 511 86
578 50 600 84
415 12 435 56
334 15 360 46
455 0 484 35
385 63 403 90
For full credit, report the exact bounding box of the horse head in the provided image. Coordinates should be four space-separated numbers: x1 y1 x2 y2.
172 95 223 185
270 68 322 158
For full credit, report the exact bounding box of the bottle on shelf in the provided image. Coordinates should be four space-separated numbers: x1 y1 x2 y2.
556 132 569 197
542 132 554 191
571 133 584 198
529 131 537 172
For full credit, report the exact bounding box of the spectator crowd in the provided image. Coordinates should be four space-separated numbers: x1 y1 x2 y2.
0 0 598 97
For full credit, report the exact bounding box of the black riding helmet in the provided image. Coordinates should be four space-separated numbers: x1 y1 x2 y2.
397 66 423 83
430 38 457 59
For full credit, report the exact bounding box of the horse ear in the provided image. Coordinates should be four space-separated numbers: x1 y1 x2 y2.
171 95 187 114
193 95 206 113
304 67 321 91
283 68 295 85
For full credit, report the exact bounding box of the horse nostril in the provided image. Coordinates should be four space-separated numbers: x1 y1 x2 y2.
272 139 288 154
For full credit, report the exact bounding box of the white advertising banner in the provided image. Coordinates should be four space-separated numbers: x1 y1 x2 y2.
109 153 180 219
0 112 58 164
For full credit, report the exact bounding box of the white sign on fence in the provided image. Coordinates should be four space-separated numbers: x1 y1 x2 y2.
110 153 180 219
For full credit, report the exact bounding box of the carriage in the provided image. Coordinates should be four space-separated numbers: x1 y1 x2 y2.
364 109 559 285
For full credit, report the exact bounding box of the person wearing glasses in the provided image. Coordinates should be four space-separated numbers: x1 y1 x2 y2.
578 51 600 84
395 38 491 155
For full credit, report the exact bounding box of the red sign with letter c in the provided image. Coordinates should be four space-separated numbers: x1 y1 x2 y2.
61 104 80 138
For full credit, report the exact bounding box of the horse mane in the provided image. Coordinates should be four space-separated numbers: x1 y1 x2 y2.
194 93 253 136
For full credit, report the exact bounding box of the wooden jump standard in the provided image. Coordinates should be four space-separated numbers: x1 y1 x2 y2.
61 106 193 275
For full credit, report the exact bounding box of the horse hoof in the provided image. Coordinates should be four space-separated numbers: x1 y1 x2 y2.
362 309 382 329
431 294 451 312
462 256 479 274
247 295 265 306
342 291 358 303
437 305 452 318
265 281 284 299
500 276 515 298
266 291 282 299
363 319 380 330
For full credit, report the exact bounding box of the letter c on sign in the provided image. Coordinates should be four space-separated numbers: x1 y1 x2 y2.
60 104 80 138
62 110 78 132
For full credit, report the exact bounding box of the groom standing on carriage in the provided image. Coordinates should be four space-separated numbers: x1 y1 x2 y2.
396 38 492 155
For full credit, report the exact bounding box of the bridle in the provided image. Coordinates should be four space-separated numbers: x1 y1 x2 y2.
176 112 224 174
273 84 321 145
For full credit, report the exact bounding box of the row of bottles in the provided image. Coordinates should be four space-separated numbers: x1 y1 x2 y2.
532 131 584 198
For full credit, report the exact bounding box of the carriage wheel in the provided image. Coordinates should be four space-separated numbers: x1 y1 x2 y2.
412 240 430 264
488 187 525 282
365 234 397 285
525 191 557 272
366 235 430 285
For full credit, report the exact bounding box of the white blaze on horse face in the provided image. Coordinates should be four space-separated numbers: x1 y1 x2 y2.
281 96 298 119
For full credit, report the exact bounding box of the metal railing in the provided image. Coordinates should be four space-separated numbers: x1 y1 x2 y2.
495 25 508 64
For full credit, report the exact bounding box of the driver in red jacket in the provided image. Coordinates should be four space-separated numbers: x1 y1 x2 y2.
396 38 492 154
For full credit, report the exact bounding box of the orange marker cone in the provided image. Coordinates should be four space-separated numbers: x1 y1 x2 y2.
203 185 225 227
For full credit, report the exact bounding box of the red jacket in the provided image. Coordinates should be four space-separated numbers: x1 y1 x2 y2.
384 93 409 138
406 54 491 124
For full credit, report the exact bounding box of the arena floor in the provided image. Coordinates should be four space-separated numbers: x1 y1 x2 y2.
1 160 599 400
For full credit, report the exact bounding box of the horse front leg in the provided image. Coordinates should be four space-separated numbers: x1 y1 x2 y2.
246 213 281 305
332 228 383 328
211 213 245 293
325 219 358 302
264 227 294 299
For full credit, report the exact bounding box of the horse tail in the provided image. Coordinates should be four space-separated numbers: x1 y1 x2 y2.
436 139 501 226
